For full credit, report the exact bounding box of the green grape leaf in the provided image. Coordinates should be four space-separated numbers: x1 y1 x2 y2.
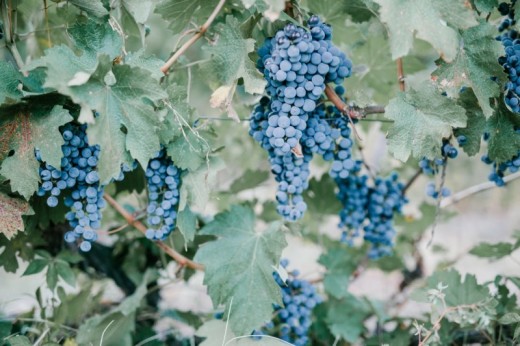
204 16 266 95
76 312 135 346
194 205 287 336
500 313 520 324
0 105 73 199
159 84 195 143
385 83 467 161
166 132 209 172
119 0 154 24
327 294 371 342
0 193 33 240
68 19 123 61
68 0 109 17
319 248 364 299
23 45 98 93
454 89 486 156
7 336 32 346
433 22 504 118
473 0 498 12
179 157 225 211
486 102 520 163
228 169 270 194
155 0 219 34
413 270 489 306
196 319 286 345
469 242 518 260
374 0 477 61
0 61 23 105
23 259 49 276
125 50 165 81
343 0 379 22
0 229 45 273
177 206 197 245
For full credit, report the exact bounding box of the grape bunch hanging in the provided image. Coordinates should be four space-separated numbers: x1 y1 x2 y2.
36 123 130 251
250 16 408 257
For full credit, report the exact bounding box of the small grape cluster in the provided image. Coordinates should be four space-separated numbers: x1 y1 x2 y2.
497 1 520 112
251 16 352 221
482 129 520 186
335 164 408 258
144 148 182 240
253 259 321 346
419 139 462 199
36 123 128 251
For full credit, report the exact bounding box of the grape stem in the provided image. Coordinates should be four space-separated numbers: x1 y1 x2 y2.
402 168 422 195
160 0 226 74
324 85 385 118
397 58 405 92
103 193 204 271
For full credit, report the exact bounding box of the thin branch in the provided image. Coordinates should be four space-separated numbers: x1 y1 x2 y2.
427 159 448 247
160 0 226 74
402 168 422 194
397 58 405 92
440 171 520 208
103 194 204 271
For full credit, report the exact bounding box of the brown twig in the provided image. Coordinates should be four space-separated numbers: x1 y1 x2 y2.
160 0 226 74
103 194 204 271
402 168 422 195
397 58 405 92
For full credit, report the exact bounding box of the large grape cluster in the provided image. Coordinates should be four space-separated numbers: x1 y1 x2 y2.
144 148 182 240
35 123 128 252
497 1 520 112
251 16 352 221
253 259 321 346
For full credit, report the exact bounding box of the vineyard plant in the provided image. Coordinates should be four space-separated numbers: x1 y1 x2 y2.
2 0 520 345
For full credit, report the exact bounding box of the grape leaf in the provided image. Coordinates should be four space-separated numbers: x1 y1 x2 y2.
0 61 23 105
177 206 197 245
194 205 287 336
454 89 486 156
68 0 109 17
118 0 154 24
434 22 504 118
155 0 219 34
413 270 490 306
0 105 73 199
473 0 498 12
470 242 517 260
0 228 45 273
159 84 195 144
179 156 225 211
327 294 371 342
303 176 343 215
204 16 266 96
374 0 477 61
385 83 467 161
306 0 376 24
68 19 123 61
228 169 270 194
196 319 287 345
487 102 520 163
0 193 33 240
166 132 209 172
125 50 165 81
319 248 363 299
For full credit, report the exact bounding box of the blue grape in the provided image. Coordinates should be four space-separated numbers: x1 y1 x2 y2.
481 128 520 186
419 140 459 199
144 148 182 240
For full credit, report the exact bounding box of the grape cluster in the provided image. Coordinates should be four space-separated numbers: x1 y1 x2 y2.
35 123 128 252
497 1 520 112
335 165 407 258
482 129 520 186
251 16 352 221
364 173 407 258
144 148 182 240
254 259 321 346
419 140 459 198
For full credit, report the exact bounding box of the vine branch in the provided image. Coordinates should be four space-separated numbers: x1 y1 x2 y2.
103 194 204 271
160 0 226 74
324 85 385 119
402 168 422 195
440 171 520 208
397 58 405 92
